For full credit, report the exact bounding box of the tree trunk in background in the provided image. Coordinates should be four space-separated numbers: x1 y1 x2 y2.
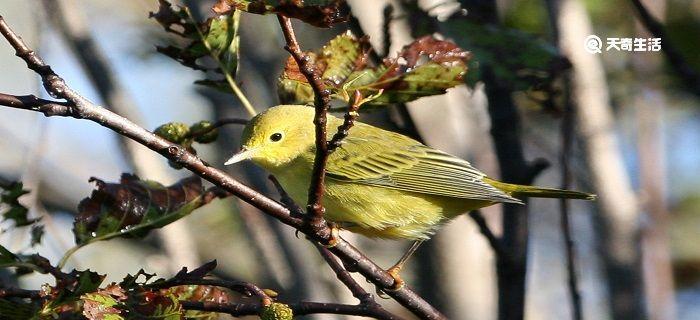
482 67 534 320
556 0 645 318
475 2 542 319
634 1 676 319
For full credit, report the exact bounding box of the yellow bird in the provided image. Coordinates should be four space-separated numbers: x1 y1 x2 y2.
225 105 594 287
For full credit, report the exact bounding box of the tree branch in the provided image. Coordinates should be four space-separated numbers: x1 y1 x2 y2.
545 1 584 318
0 14 445 320
276 15 332 235
0 287 41 299
468 210 507 258
327 90 361 153
186 118 249 140
316 245 404 320
181 300 399 319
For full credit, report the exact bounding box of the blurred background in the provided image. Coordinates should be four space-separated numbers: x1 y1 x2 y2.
1 0 699 319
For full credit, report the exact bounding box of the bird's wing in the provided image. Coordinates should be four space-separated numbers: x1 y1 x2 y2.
326 127 521 203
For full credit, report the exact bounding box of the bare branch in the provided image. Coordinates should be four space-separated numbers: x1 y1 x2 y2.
327 90 361 153
317 246 370 301
468 210 506 258
0 93 72 116
186 118 249 140
0 287 41 299
181 300 400 319
276 15 332 235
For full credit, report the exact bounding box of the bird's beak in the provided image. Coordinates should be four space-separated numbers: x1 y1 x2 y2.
224 147 254 165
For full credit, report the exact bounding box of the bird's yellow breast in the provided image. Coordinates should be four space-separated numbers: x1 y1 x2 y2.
267 156 491 240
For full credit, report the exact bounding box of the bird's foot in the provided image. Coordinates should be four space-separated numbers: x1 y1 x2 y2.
385 265 405 291
321 225 340 248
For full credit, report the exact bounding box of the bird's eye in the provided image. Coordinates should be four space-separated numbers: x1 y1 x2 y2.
270 132 283 142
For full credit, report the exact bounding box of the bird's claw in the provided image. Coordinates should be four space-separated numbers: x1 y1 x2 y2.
385 266 405 292
321 226 340 248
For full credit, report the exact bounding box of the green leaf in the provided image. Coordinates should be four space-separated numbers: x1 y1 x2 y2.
40 269 106 317
277 33 471 107
154 122 190 144
440 19 569 91
0 244 19 264
151 0 241 93
73 174 211 246
212 0 345 28
1 181 39 227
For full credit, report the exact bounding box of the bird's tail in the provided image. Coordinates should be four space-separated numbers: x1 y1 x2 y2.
484 178 596 200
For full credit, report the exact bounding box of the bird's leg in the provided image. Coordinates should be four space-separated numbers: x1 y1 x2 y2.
386 240 424 291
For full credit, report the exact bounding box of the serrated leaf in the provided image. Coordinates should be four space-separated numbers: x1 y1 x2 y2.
1 181 39 227
41 269 106 317
440 19 569 90
213 0 345 27
278 33 471 107
73 174 211 246
81 284 127 320
120 269 157 290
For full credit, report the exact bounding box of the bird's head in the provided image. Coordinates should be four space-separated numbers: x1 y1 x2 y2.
224 105 316 171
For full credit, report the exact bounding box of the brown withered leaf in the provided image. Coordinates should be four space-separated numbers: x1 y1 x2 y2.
81 284 127 320
278 33 471 107
73 174 218 246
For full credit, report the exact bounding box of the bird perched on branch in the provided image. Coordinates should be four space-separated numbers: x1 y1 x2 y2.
225 105 595 288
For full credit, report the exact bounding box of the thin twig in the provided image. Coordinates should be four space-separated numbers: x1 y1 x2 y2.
629 0 700 97
181 300 399 319
381 5 394 58
468 210 507 258
316 245 372 303
183 7 257 117
186 118 249 140
0 15 446 320
277 15 333 235
327 90 361 153
343 3 382 63
559 88 583 320
315 245 404 319
545 0 584 318
268 175 303 215
0 287 41 299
